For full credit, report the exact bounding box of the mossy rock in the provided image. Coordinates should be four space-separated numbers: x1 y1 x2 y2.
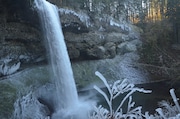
0 82 17 118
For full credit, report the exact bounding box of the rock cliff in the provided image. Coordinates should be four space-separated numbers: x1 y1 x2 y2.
0 0 147 118
0 0 142 76
0 0 43 61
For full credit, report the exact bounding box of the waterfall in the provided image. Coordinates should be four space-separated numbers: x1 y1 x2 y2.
34 0 80 117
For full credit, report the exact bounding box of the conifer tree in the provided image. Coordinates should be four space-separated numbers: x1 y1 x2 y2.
166 0 180 43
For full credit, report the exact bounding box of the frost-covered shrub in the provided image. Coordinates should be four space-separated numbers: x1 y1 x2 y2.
90 71 151 119
154 89 180 119
0 59 20 76
90 71 180 119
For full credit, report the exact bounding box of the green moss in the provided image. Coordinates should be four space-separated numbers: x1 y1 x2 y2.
24 76 50 87
19 66 51 88
72 62 101 89
0 83 17 118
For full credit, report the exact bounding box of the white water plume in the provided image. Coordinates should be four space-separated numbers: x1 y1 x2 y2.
34 0 93 118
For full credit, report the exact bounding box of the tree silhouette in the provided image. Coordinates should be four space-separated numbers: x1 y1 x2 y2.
166 0 180 43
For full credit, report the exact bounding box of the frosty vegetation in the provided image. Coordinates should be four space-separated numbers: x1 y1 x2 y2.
90 71 180 119
59 8 91 27
0 59 20 76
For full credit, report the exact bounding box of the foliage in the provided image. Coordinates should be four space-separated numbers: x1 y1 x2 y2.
154 89 180 119
140 20 174 66
142 20 172 47
90 71 180 119
166 0 180 43
0 83 17 118
93 0 111 4
166 0 180 23
90 71 152 119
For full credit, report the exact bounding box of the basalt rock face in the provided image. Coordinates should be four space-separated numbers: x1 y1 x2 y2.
0 0 45 61
0 1 151 119
0 1 143 119
0 0 46 76
59 7 141 60
0 0 142 76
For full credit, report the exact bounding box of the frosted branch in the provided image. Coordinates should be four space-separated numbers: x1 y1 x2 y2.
170 89 180 112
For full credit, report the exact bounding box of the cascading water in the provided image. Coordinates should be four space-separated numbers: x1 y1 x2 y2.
34 0 90 118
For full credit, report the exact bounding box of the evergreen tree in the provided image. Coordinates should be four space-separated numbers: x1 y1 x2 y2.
166 0 180 43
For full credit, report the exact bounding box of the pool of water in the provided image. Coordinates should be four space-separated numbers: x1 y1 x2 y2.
79 79 180 114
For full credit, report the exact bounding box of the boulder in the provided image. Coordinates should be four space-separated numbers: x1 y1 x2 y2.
0 59 21 76
13 92 50 119
172 44 180 51
117 40 142 55
86 46 106 59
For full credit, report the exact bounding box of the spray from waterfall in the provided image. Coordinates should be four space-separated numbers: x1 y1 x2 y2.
34 0 94 118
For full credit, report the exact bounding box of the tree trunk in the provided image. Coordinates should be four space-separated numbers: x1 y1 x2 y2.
178 24 180 43
173 23 178 43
